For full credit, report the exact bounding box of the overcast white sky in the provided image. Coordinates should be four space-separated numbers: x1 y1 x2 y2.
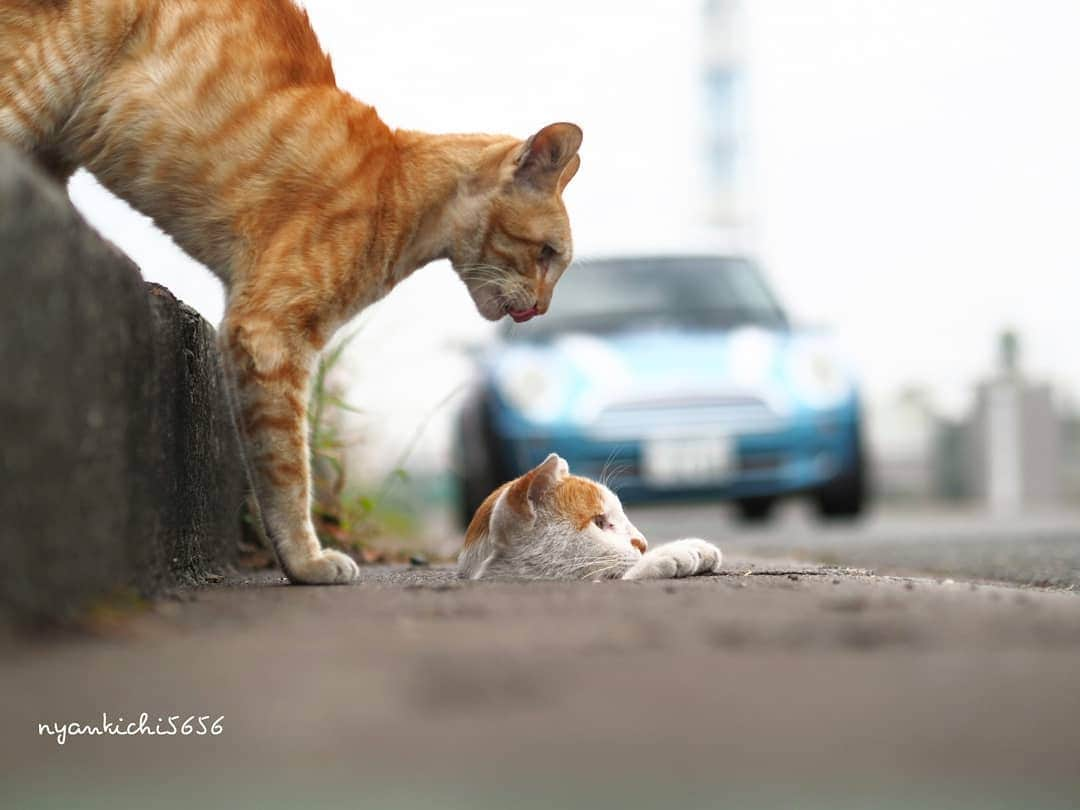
69 0 1080 472
745 0 1080 415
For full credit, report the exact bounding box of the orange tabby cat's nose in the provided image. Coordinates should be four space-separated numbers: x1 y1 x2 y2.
631 537 647 554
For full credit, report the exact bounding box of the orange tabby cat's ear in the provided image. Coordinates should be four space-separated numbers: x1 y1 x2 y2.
506 453 569 517
515 123 583 192
558 153 581 193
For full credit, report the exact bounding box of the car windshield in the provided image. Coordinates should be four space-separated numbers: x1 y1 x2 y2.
504 256 787 339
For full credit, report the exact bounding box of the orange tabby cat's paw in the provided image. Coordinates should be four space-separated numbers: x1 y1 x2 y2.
288 549 360 585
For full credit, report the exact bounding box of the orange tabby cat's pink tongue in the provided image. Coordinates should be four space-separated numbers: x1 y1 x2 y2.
510 307 538 323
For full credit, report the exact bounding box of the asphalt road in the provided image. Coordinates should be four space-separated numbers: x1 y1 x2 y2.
631 502 1080 590
3 558 1080 809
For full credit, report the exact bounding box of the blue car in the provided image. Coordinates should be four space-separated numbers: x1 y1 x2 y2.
456 254 868 524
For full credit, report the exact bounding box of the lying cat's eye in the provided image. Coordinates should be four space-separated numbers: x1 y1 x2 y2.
539 243 557 264
593 514 608 530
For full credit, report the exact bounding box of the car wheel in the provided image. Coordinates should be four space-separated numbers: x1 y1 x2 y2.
734 496 776 523
457 394 507 529
814 455 867 520
460 470 497 530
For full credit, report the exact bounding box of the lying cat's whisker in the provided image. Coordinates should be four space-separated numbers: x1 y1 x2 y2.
599 447 628 490
555 553 617 568
599 449 616 487
575 556 632 581
550 551 626 577
569 559 615 579
601 461 630 493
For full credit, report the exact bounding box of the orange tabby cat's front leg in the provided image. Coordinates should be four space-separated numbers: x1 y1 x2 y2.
222 311 359 585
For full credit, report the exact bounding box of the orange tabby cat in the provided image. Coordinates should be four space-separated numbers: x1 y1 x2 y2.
1 0 582 583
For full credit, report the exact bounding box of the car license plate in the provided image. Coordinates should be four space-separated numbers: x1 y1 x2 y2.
641 436 734 486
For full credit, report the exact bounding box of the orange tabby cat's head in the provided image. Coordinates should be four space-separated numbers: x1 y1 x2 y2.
455 122 582 323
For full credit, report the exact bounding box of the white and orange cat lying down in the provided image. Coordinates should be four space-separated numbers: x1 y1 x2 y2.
459 454 723 581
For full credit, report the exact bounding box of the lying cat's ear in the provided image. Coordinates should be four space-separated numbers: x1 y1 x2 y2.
506 453 569 519
515 123 583 193
526 453 569 506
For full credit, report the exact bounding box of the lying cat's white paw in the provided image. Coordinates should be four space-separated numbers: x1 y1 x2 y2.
287 549 359 584
621 538 722 581
683 538 722 573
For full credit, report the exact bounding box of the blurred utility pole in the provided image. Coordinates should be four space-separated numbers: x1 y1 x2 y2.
968 330 1061 513
702 0 748 228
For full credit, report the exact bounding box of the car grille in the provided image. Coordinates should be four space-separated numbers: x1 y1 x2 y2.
587 393 782 440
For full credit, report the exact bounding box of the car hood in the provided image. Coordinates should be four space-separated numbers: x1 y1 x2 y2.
488 326 857 428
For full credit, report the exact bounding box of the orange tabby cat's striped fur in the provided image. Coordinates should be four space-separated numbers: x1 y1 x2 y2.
1 0 583 583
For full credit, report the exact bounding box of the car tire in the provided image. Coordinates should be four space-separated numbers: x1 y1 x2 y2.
457 393 507 529
814 435 868 520
734 496 776 523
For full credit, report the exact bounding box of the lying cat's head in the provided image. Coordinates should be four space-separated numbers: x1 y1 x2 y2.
453 123 582 324
459 453 647 580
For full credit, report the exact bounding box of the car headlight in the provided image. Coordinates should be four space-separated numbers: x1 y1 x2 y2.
495 358 567 424
787 341 854 409
727 327 779 386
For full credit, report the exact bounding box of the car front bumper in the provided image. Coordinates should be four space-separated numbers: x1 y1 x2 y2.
492 414 861 503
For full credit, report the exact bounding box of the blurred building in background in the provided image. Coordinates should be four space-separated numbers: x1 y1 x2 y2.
1063 407 1080 501
872 331 1073 511
702 0 748 228
866 387 939 502
967 332 1061 512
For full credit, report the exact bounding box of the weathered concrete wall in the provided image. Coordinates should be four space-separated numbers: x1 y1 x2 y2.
0 146 245 624
145 283 245 589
